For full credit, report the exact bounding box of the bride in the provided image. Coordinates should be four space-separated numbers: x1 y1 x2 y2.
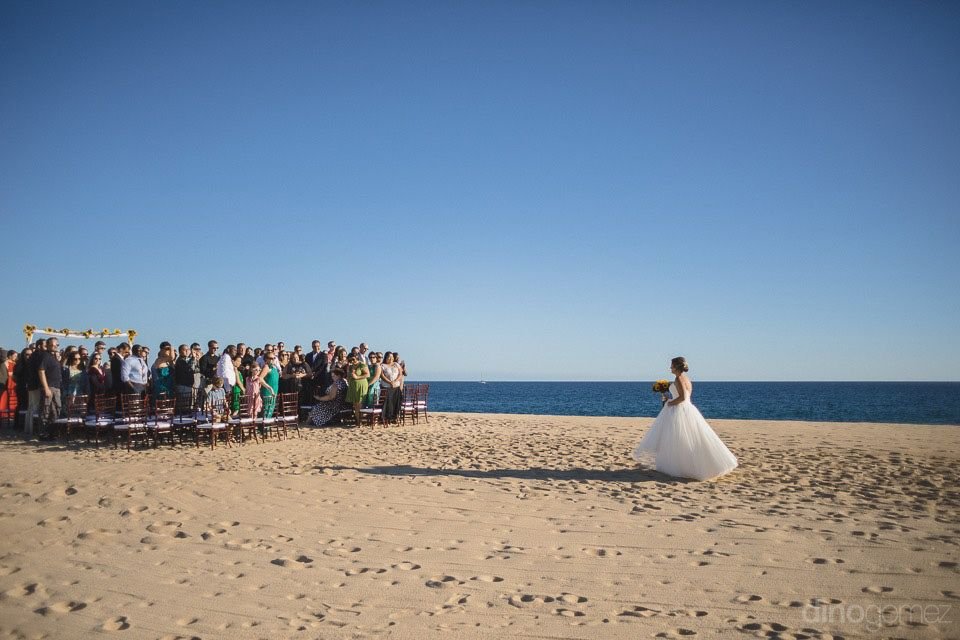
633 357 737 481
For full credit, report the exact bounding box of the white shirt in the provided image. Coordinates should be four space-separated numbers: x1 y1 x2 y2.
217 353 237 388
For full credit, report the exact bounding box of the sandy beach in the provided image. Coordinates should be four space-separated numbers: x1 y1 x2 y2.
0 412 957 639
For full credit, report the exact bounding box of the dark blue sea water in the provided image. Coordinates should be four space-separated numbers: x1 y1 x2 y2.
413 382 960 425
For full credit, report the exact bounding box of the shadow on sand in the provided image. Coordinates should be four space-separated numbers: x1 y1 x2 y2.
321 464 691 484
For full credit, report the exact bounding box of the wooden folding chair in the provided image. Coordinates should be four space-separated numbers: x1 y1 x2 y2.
114 394 149 451
83 395 115 447
173 389 199 445
359 392 385 426
400 385 418 425
257 394 280 441
147 396 176 447
196 393 231 449
53 394 88 441
278 392 300 439
415 383 429 423
228 394 257 444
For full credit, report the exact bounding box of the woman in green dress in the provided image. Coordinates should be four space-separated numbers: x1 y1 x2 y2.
230 354 245 416
346 355 369 426
257 352 280 419
365 352 382 408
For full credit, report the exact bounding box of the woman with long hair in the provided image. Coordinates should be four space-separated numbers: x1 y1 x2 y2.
380 352 403 425
151 342 176 399
309 369 347 426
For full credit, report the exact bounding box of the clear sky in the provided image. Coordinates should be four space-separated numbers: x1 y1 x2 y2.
1 1 958 381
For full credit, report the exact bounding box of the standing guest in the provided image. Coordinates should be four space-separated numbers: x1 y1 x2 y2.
199 340 220 388
87 353 108 406
230 354 245 416
0 349 7 408
365 352 382 408
121 344 148 395
151 342 176 398
78 346 89 369
277 351 293 393
14 347 33 429
325 341 337 364
236 343 247 366
358 343 371 366
190 343 204 394
346 355 370 426
140 346 152 392
241 347 256 374
110 343 130 395
277 341 286 358
380 352 403 425
25 340 47 437
283 351 311 405
62 352 88 399
305 340 324 368
394 352 408 389
36 338 63 436
253 347 263 361
216 345 238 393
331 346 348 374
312 350 331 398
258 352 280 419
349 346 362 362
0 350 18 414
309 369 347 426
174 344 196 397
293 345 303 358
245 362 263 418
93 341 107 363
256 344 275 368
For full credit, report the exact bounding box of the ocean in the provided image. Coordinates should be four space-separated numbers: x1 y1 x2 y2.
412 381 960 425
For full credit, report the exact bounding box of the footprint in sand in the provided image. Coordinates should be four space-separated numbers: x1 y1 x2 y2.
470 575 503 583
734 594 764 603
34 601 87 615
426 576 458 588
392 562 421 571
655 630 696 638
101 616 131 631
808 557 844 565
862 586 893 594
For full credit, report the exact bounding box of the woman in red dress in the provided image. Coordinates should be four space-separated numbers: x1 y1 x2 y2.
0 350 18 413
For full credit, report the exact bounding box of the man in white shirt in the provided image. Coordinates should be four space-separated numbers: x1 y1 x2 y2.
217 345 238 391
121 344 149 394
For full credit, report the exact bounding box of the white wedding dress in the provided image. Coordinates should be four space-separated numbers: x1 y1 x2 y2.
633 382 738 481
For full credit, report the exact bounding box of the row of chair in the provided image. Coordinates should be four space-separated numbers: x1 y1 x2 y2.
49 390 302 450
353 383 430 426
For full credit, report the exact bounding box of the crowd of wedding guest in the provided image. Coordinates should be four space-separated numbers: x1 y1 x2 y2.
0 338 409 440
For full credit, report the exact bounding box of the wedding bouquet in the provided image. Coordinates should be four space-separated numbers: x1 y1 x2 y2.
652 380 670 394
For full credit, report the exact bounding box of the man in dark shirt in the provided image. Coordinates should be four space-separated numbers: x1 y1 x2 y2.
174 344 197 394
199 340 219 389
36 337 62 438
24 339 46 437
111 342 130 395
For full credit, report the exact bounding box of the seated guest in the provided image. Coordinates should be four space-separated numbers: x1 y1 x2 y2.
206 376 227 415
308 369 347 427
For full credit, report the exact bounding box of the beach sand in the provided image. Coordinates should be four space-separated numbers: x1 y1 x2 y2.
0 413 957 639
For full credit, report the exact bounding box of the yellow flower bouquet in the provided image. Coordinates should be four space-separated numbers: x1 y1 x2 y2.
652 380 670 394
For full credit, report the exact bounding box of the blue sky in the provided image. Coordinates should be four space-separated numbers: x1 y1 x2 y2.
1 1 958 381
